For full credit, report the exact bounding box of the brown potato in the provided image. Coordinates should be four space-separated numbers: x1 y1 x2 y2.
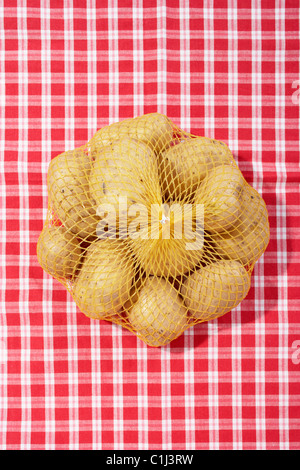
212 221 269 267
89 113 174 157
72 240 135 320
37 225 82 279
40 113 266 345
90 137 161 205
194 164 244 233
126 277 188 347
159 137 233 201
47 149 99 239
181 260 251 321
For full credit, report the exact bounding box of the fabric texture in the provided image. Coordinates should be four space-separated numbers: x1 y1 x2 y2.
0 0 299 450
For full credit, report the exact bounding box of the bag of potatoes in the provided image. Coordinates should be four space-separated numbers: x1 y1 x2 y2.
37 113 270 347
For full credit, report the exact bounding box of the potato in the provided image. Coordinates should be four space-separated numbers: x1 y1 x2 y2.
37 225 82 279
72 240 135 320
194 164 244 233
181 260 251 321
89 113 174 157
212 185 270 266
159 137 233 201
129 203 204 277
47 149 99 239
89 137 162 236
126 277 188 347
212 221 269 267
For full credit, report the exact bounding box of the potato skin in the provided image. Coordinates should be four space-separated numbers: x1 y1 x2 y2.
47 149 99 239
40 115 268 345
90 137 163 238
181 260 251 320
89 113 174 156
72 240 135 320
129 203 204 278
211 184 270 266
37 225 82 279
194 164 244 233
130 238 204 278
126 277 188 347
160 137 233 201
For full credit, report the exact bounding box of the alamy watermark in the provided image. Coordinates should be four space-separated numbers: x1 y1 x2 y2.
96 197 204 251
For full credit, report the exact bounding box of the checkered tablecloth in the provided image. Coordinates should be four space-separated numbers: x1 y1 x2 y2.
0 0 299 451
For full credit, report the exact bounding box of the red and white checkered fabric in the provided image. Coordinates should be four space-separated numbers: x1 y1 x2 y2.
0 0 299 450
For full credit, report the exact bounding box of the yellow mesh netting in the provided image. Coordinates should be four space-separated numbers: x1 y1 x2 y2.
37 113 270 347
